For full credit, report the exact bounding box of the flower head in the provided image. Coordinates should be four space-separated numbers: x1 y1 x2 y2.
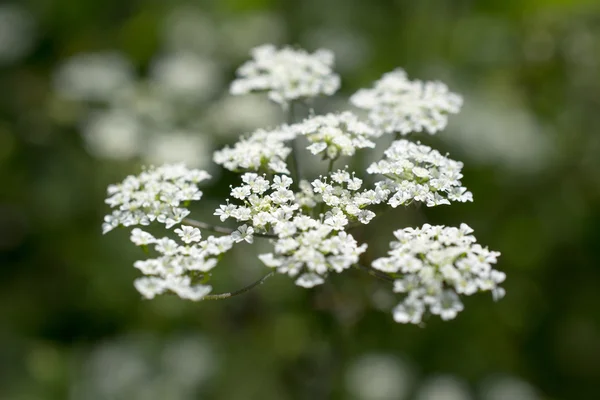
350 69 462 135
230 44 340 106
373 224 504 324
293 111 377 159
367 140 472 207
213 126 296 174
102 164 210 234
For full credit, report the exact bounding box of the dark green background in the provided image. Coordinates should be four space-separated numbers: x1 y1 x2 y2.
1 0 600 399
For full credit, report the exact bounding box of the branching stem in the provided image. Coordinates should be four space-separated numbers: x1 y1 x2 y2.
201 271 276 300
355 264 395 283
182 218 277 239
287 101 301 190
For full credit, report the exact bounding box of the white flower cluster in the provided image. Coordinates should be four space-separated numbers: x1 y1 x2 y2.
217 172 368 288
230 44 340 106
350 69 463 135
311 168 388 226
260 225 367 288
372 224 504 324
367 140 472 207
101 43 504 324
215 172 298 234
103 164 210 234
213 126 296 174
292 111 378 159
130 226 234 300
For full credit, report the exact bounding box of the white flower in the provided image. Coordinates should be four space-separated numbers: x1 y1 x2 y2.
102 164 210 234
213 126 296 174
130 228 156 246
230 44 340 106
174 225 202 243
368 140 472 207
134 277 167 299
350 68 462 135
292 111 377 159
295 273 325 288
373 224 503 324
54 52 134 101
232 225 255 244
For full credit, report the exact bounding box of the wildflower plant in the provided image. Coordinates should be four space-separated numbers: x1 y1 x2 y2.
103 44 504 325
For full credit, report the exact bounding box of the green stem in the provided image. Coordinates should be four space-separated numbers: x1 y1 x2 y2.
182 218 277 239
354 264 395 283
287 101 301 190
201 271 276 300
317 158 337 217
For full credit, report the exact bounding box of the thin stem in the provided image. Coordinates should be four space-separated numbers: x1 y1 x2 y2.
317 158 337 217
182 218 277 239
201 271 276 300
354 264 395 283
287 101 301 189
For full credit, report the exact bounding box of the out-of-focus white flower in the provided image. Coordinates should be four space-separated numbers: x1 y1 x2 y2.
82 111 142 160
150 52 221 102
368 140 472 207
445 91 554 172
207 94 282 137
71 334 216 400
54 52 134 101
480 375 541 400
220 12 286 59
345 354 413 400
416 375 473 400
373 224 504 324
230 44 340 106
351 69 462 135
162 6 217 54
0 5 35 64
144 131 212 169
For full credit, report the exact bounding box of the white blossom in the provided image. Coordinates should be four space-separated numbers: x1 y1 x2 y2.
367 140 472 207
130 228 156 246
230 44 340 106
54 52 134 101
102 164 210 234
231 225 255 244
174 225 202 244
213 126 296 174
292 111 377 159
101 43 504 322
373 224 504 324
295 273 325 288
350 68 462 135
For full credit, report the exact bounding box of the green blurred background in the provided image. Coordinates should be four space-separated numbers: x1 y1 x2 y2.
1 0 600 399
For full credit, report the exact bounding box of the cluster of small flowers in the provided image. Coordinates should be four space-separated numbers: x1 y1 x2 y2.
230 44 340 106
130 226 234 300
367 140 472 207
310 168 388 226
350 68 463 135
101 44 505 322
213 126 296 174
259 224 367 288
215 173 297 234
216 172 368 287
292 111 377 159
372 224 504 324
102 164 210 234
